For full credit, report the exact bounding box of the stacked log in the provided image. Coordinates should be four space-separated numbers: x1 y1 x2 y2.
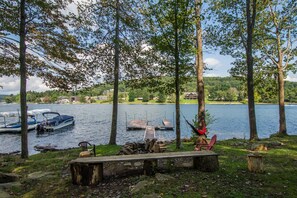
118 139 167 155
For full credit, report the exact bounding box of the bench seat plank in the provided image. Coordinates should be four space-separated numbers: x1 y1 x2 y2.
70 150 219 186
70 150 218 164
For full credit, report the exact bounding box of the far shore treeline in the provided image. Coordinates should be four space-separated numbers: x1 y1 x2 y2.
2 76 297 104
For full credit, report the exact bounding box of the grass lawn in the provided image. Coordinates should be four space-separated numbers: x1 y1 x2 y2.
0 136 296 197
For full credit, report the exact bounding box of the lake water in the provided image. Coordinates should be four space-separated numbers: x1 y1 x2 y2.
1 103 297 155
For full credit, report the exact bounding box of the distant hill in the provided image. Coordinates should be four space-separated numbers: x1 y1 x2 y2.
2 77 297 104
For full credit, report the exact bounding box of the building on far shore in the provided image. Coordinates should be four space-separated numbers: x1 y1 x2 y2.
184 92 198 100
97 96 108 101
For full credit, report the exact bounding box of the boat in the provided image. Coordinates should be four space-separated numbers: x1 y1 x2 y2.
0 109 50 133
36 112 75 132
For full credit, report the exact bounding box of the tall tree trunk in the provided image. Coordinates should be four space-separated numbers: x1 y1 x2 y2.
20 0 28 158
174 0 181 149
276 31 287 136
195 0 205 129
277 66 287 135
246 0 258 140
109 0 120 145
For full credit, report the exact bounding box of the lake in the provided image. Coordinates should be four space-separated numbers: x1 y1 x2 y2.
1 103 297 155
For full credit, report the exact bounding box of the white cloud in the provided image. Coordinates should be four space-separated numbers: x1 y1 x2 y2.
66 0 91 15
204 58 220 66
285 75 297 82
203 56 231 77
0 76 51 95
204 73 223 77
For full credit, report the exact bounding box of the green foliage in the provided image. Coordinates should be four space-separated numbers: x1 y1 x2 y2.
204 77 243 102
79 96 86 103
75 0 147 85
4 96 13 103
128 90 136 102
142 91 150 102
191 110 216 139
157 92 166 103
192 109 215 128
0 0 84 90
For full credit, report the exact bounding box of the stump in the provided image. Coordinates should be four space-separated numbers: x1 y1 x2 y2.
70 163 103 186
247 154 264 173
193 155 219 172
143 159 157 176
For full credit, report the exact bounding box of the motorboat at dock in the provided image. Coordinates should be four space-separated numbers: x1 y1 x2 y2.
0 109 50 133
36 111 75 132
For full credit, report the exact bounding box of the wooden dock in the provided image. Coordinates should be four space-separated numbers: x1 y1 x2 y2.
155 119 174 130
163 119 173 128
144 126 155 140
127 120 147 130
127 119 173 131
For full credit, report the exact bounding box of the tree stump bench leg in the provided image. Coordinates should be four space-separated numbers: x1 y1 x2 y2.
143 159 157 176
193 155 219 172
70 163 103 186
247 154 264 173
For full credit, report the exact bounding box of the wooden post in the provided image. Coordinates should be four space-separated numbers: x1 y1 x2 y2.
193 155 219 172
247 154 264 173
143 159 157 176
70 163 103 186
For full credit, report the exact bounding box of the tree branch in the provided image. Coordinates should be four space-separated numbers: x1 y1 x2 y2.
262 47 278 66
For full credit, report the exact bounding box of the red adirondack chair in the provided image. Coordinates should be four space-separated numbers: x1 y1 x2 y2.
195 134 217 151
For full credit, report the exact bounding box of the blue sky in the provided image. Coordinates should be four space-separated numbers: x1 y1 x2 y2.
1 47 297 95
0 47 238 97
0 53 233 95
1 1 297 95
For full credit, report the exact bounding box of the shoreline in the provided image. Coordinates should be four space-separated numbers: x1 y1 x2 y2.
2 102 297 105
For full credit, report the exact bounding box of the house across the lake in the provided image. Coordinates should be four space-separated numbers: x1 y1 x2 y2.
184 92 198 100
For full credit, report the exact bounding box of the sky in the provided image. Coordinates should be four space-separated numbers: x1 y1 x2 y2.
1 1 297 95
1 46 297 95
0 51 235 95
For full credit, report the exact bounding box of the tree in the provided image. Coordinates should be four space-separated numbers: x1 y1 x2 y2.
226 87 238 101
76 0 145 145
229 53 278 103
157 91 166 103
245 0 258 140
256 0 297 136
19 0 28 158
195 0 206 130
147 0 195 148
128 90 136 102
0 1 84 89
142 91 149 102
206 0 259 140
1 0 82 158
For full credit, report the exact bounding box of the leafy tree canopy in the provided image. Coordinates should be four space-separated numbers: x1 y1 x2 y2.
0 0 85 90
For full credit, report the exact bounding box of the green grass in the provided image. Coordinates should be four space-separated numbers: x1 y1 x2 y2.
1 136 297 197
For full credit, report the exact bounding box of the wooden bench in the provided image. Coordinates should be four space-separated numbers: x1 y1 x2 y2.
70 150 219 186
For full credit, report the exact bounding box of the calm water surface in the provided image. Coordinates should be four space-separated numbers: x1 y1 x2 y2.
0 103 297 155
